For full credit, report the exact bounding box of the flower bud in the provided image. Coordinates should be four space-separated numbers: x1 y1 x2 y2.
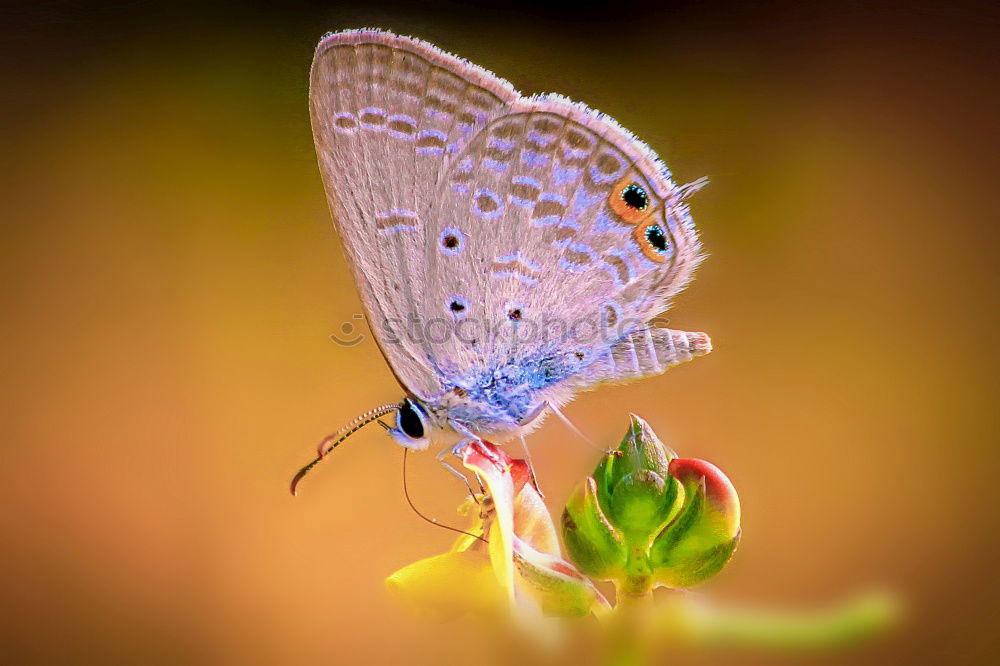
561 415 741 593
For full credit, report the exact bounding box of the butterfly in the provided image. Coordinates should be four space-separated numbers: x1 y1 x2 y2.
291 29 710 494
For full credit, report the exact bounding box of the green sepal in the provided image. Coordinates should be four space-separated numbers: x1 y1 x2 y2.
606 469 681 538
616 413 672 479
561 476 627 580
651 469 741 588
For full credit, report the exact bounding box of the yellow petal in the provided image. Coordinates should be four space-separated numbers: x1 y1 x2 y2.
385 550 503 619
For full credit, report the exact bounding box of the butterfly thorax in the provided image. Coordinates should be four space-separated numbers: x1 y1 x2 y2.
419 347 589 444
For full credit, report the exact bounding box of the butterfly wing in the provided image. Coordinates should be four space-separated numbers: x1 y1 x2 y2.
420 95 706 393
309 30 518 398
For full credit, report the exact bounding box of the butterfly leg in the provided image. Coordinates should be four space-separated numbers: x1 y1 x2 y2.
518 434 544 498
436 442 478 499
546 402 618 456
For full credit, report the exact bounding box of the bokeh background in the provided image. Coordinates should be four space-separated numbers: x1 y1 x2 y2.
3 1 998 663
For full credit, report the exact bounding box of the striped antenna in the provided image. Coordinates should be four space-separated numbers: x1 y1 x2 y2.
290 403 401 496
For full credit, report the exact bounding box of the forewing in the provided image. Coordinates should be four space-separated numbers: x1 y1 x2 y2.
309 30 517 398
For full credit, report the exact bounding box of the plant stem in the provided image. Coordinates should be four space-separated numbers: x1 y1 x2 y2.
606 580 654 666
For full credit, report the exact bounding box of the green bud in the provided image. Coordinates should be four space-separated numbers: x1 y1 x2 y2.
561 415 742 593
561 415 684 587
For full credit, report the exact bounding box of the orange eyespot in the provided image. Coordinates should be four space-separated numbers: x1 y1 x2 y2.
633 218 672 263
609 178 653 225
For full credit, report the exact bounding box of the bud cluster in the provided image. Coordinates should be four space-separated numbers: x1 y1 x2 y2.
562 415 741 596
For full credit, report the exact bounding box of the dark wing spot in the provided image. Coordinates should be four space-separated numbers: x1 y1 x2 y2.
622 183 649 211
475 192 500 214
645 224 669 253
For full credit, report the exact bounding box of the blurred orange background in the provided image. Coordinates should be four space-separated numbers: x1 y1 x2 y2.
3 1 997 664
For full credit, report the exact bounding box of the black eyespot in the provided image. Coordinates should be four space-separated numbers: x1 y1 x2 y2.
645 224 669 253
442 235 458 249
398 400 425 439
508 308 522 321
621 183 649 211
450 300 465 312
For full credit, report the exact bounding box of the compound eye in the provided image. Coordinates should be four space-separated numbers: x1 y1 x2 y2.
609 178 653 224
397 399 426 439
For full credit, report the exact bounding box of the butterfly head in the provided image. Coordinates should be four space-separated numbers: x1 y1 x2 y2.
290 395 478 496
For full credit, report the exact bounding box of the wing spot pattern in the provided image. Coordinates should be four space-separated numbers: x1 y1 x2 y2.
601 254 632 287
439 227 466 255
416 129 447 154
473 188 504 219
590 152 626 184
562 128 594 162
527 129 557 148
560 242 596 271
552 222 579 247
386 114 417 140
449 157 474 194
521 151 549 168
333 112 358 133
446 295 469 320
492 252 540 287
467 90 497 111
375 208 419 234
484 158 509 174
425 94 456 116
510 176 541 207
457 111 485 130
532 193 567 226
358 107 387 130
